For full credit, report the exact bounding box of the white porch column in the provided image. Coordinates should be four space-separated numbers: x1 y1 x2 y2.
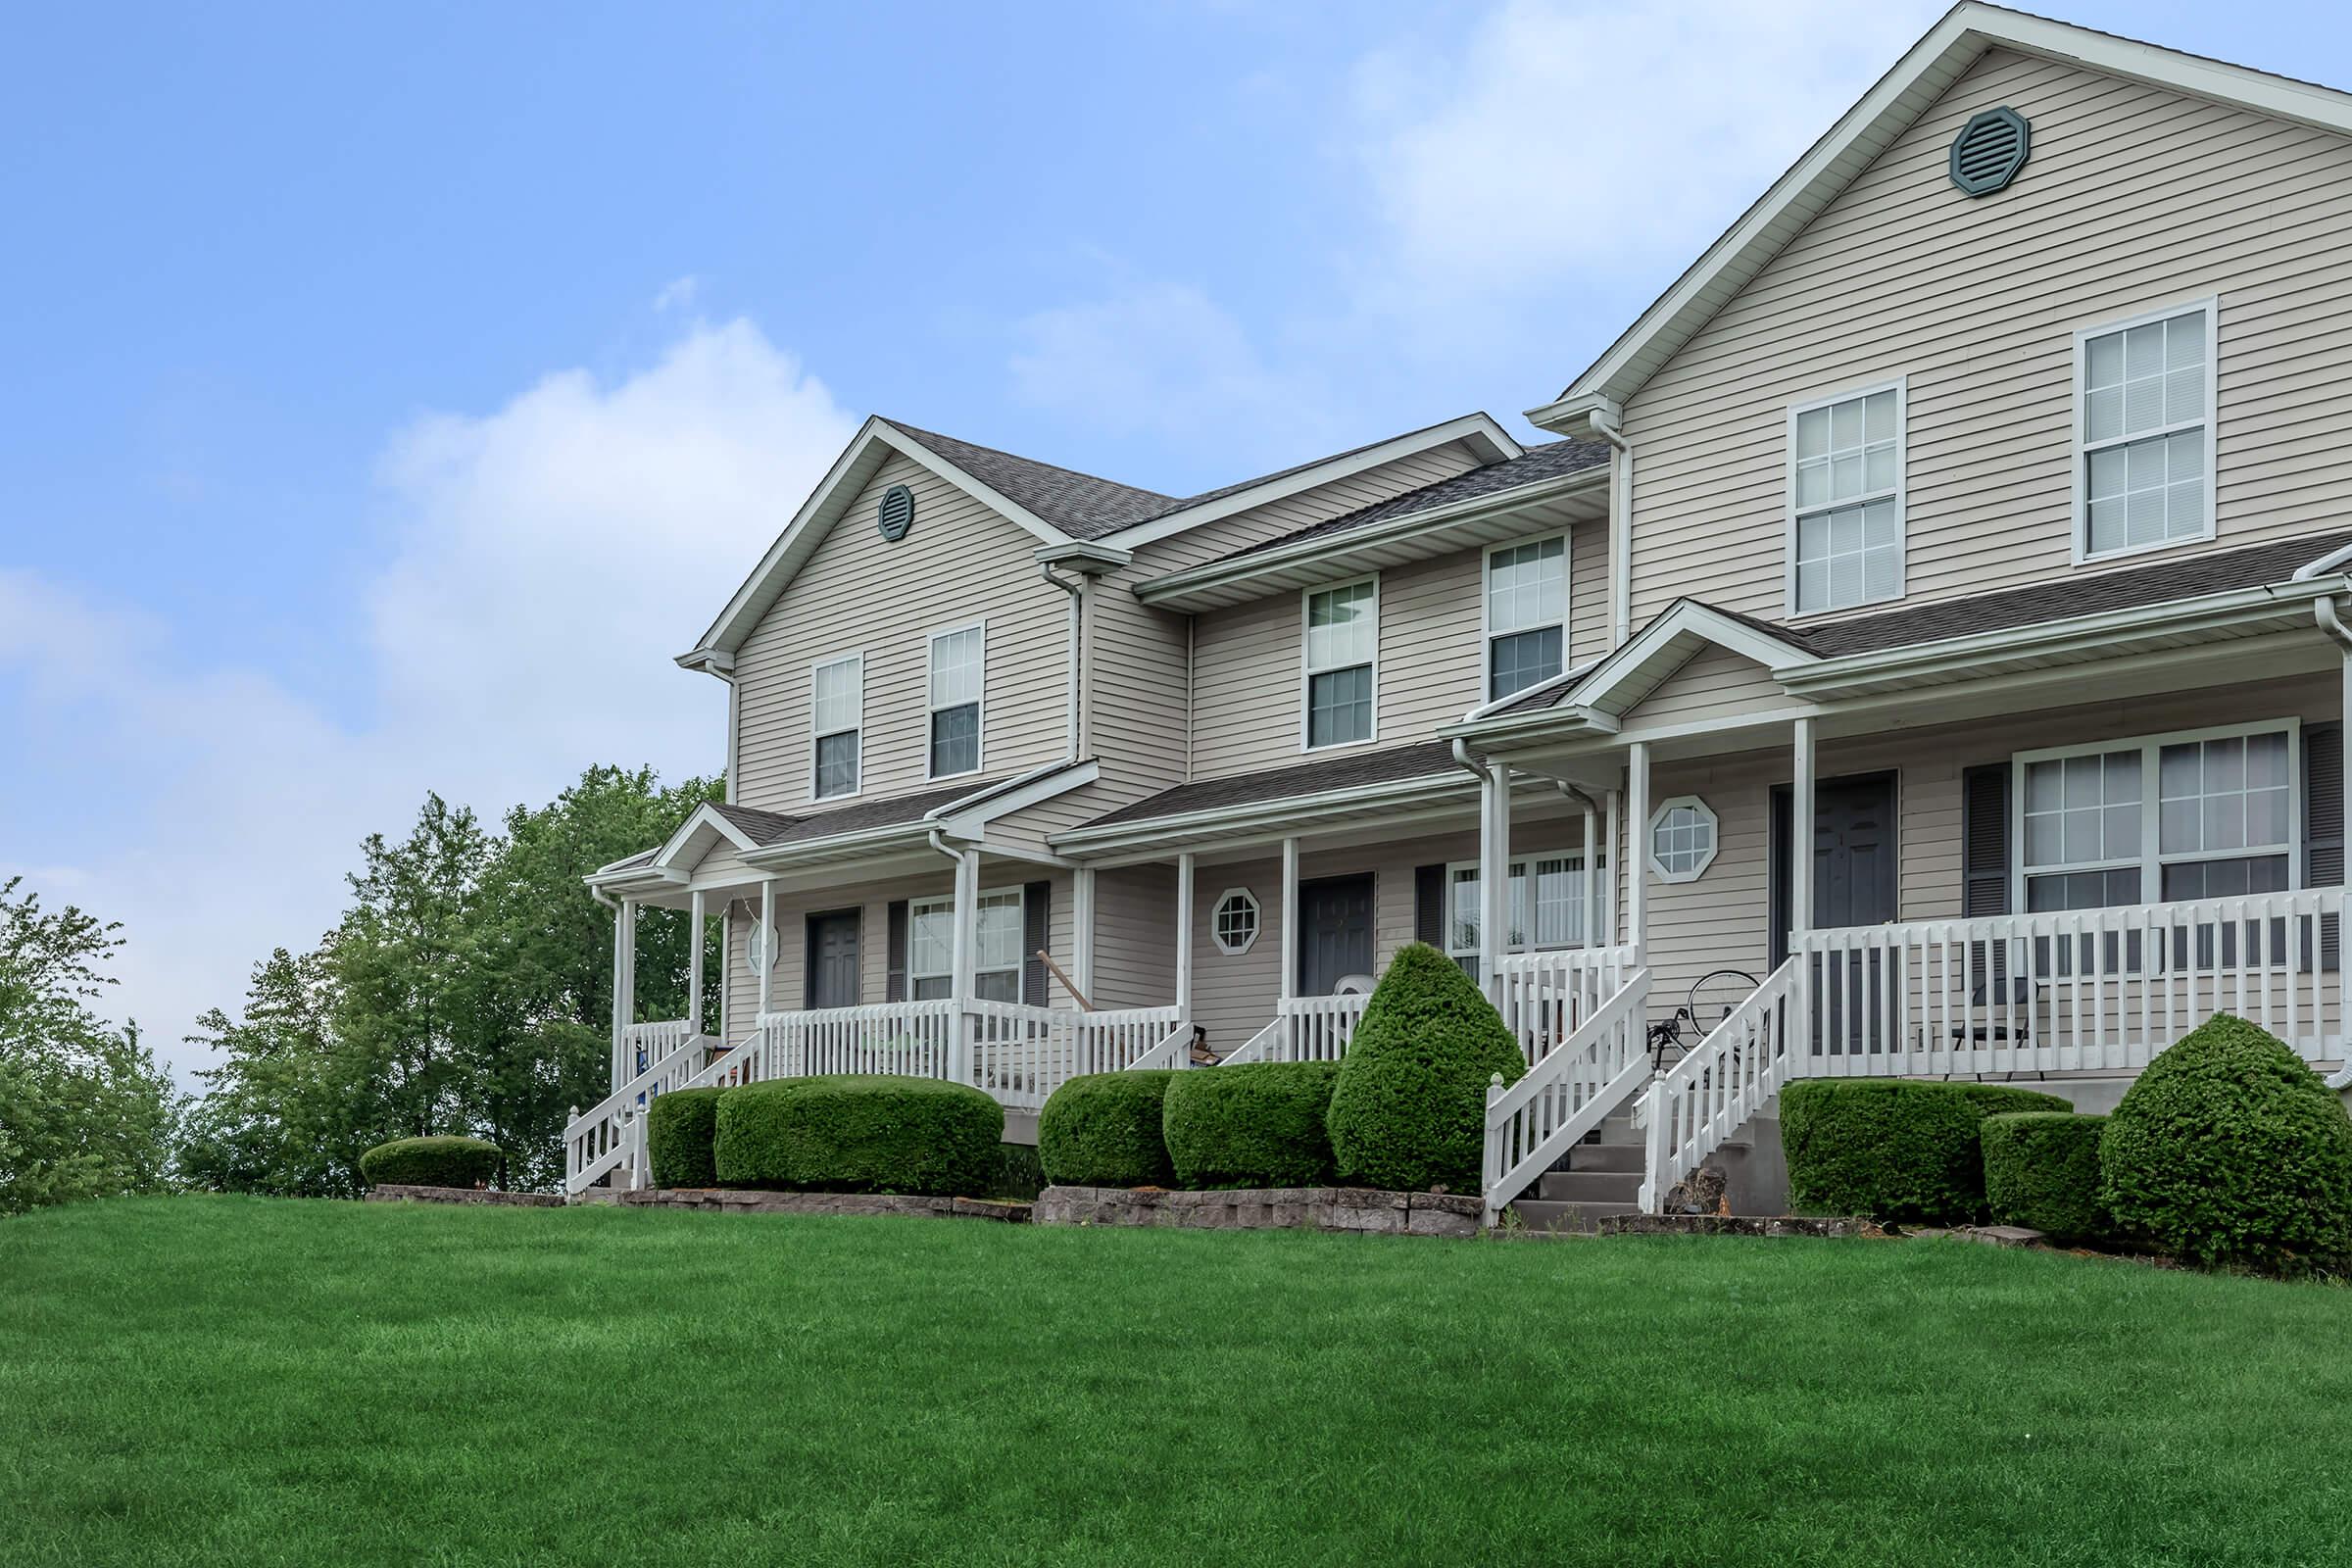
1174 853 1196 1018
1603 790 1621 948
686 889 707 1037
1480 760 1512 996
1071 866 1097 1004
1791 716 1817 940
718 907 732 1045
1279 836 1301 1002
1582 800 1599 949
611 898 630 1090
757 879 775 1019
1627 742 1650 964
951 848 979 1085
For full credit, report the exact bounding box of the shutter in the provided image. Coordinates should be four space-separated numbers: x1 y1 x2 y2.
885 900 909 1003
1413 864 1446 947
1961 762 2011 989
1022 880 1052 1005
2307 724 2342 972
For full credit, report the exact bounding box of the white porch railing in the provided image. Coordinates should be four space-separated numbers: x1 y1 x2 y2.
1493 944 1640 1065
1637 956 1801 1212
567 1020 711 1195
759 1000 959 1081
967 1000 1186 1109
1788 888 2347 1075
1482 967 1651 1219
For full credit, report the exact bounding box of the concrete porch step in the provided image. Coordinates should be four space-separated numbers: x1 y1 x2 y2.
1507 1198 1642 1234
1536 1167 1642 1203
1564 1141 1643 1173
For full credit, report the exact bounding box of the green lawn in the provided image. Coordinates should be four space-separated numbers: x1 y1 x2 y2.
6 1199 2351 1567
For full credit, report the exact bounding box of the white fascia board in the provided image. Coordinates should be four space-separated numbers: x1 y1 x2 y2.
1456 655 1607 724
1034 540 1134 572
1132 465 1606 609
684 417 1074 663
1775 577 2351 695
932 760 1100 839
1104 414 1524 552
648 804 765 872
1048 769 1474 860
1572 601 1816 715
740 818 931 871
1544 5 2352 417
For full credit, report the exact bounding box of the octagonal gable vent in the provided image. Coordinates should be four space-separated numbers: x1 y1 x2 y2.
1949 106 2030 196
877 483 916 542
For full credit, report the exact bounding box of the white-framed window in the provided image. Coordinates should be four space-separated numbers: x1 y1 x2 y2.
1787 381 1904 615
1485 536 1568 701
2015 719 2296 910
927 623 985 779
1210 888 1260 956
908 887 1023 1003
810 653 861 800
1647 797 1719 883
1301 577 1378 750
2075 298 2216 563
1446 852 1599 971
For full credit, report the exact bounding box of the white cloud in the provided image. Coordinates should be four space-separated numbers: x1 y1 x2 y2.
0 319 857 1077
1352 0 1940 298
654 275 700 313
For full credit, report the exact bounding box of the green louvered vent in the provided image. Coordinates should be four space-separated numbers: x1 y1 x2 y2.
1949 107 2030 196
876 483 915 542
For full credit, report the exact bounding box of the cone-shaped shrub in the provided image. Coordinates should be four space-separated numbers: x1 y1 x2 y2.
1038 1071 1175 1188
645 1087 727 1188
2100 1014 2352 1271
1326 942 1524 1194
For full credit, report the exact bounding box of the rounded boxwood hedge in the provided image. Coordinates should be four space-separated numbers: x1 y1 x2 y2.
1326 942 1526 1195
2099 1013 2352 1271
1981 1111 2109 1244
358 1135 502 1190
1163 1060 1342 1190
712 1075 1003 1196
646 1087 728 1189
1038 1071 1176 1188
1780 1080 2070 1224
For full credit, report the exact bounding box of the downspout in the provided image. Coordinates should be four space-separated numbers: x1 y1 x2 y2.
1040 563 1085 760
1588 403 1633 650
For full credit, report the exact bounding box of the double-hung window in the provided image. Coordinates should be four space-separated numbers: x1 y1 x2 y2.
1788 382 1903 615
2016 721 2295 912
908 888 1023 1003
1446 853 1597 973
927 624 984 778
1302 578 1377 750
1485 536 1567 700
2077 300 2214 562
810 654 861 799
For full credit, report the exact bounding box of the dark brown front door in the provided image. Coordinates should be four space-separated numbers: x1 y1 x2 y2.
1297 874 1376 996
805 909 860 1010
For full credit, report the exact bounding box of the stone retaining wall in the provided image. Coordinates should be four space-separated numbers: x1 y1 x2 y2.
1034 1185 1482 1239
615 1188 1032 1222
1595 1213 1874 1238
367 1185 566 1208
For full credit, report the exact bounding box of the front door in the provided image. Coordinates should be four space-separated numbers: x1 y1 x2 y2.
1773 772 1898 1054
1297 874 1376 996
805 909 860 1010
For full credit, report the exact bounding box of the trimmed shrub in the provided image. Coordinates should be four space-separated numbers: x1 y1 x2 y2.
2100 1013 2352 1271
1327 942 1526 1194
993 1142 1046 1201
1038 1071 1177 1188
1164 1061 1342 1189
646 1087 727 1189
1981 1112 2109 1244
712 1075 1002 1197
1781 1080 2070 1224
358 1135 502 1191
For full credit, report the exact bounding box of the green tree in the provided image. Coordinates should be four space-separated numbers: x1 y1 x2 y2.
177 943 358 1198
0 877 180 1215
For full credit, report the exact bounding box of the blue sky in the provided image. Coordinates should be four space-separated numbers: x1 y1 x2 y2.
4 0 2344 1074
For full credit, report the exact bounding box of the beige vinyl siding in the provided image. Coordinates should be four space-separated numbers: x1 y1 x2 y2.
730 455 1071 811
1622 49 2352 630
1636 671 2337 1011
716 865 1077 1042
1132 443 1491 573
1617 646 1796 738
1189 521 1606 779
1092 863 1177 1010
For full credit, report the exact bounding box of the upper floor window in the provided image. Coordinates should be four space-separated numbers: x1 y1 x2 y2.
927 623 984 778
908 887 1023 1002
2076 299 2214 563
810 653 861 800
1788 382 1903 615
1302 578 1377 750
1486 536 1567 700
2016 720 2292 911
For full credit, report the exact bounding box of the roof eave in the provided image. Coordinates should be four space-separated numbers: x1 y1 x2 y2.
1050 769 1476 860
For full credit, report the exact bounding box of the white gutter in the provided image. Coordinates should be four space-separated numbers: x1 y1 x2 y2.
2295 540 2352 580
1455 655 1605 725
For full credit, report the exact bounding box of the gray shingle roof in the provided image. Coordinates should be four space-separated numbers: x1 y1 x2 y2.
1214 439 1612 564
1079 742 1462 830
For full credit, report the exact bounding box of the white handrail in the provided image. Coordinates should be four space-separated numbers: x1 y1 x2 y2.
1492 944 1638 1065
1126 1018 1198 1072
565 1023 714 1195
1218 1017 1285 1066
1481 967 1652 1221
1637 956 1800 1212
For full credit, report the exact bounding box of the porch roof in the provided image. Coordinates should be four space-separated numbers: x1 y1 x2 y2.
1053 742 1471 859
